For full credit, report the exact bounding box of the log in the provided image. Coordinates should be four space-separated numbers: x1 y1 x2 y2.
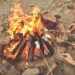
3 32 30 61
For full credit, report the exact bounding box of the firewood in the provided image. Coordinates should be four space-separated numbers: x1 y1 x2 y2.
28 35 36 61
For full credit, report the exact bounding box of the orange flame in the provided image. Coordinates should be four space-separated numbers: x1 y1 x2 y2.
8 4 44 39
4 4 44 60
7 3 25 39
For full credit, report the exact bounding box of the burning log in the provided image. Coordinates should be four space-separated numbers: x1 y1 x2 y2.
3 32 28 60
41 14 57 30
28 35 36 61
41 14 65 38
2 31 55 61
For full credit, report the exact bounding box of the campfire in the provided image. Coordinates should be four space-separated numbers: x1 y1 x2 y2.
1 3 75 62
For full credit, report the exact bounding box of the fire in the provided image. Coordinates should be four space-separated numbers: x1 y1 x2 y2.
2 3 75 62
7 3 26 39
8 4 43 39
3 4 45 60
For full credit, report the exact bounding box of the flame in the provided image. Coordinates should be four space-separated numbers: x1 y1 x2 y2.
4 4 44 60
8 4 43 39
7 3 25 39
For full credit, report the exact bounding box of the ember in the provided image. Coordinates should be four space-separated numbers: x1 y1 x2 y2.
1 3 75 62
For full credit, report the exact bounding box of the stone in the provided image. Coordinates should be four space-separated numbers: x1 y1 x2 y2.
67 4 74 9
0 26 3 32
0 60 20 75
22 68 39 75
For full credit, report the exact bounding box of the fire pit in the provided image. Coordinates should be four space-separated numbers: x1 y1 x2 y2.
1 3 75 62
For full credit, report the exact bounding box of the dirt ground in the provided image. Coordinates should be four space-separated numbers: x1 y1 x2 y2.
0 0 75 75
